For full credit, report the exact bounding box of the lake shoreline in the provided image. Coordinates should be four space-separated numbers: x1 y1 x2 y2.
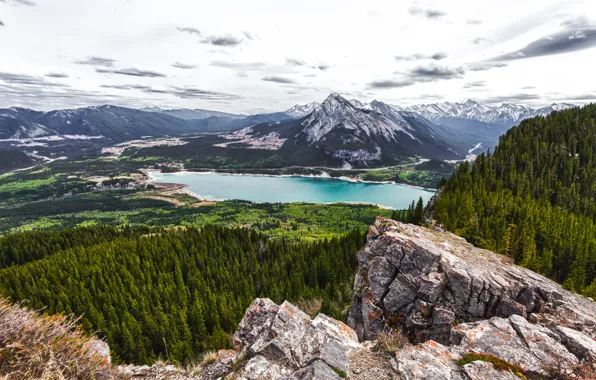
143 168 437 192
143 169 435 210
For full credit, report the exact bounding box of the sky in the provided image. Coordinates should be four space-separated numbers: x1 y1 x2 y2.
0 0 595 113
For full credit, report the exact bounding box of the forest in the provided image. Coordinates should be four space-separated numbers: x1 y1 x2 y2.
0 225 365 364
433 104 596 296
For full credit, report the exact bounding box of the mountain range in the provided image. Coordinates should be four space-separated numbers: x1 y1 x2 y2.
0 95 579 169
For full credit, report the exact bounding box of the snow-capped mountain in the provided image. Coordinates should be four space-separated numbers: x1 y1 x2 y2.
403 100 576 127
239 94 464 166
285 102 321 118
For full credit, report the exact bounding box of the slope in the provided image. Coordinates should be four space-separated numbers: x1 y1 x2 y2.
431 103 596 293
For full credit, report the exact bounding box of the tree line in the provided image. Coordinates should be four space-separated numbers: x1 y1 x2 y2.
433 104 596 295
0 225 365 364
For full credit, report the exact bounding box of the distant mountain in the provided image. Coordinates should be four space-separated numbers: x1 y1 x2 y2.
0 106 202 142
237 94 465 167
285 102 321 118
0 106 294 142
143 107 245 121
403 100 576 127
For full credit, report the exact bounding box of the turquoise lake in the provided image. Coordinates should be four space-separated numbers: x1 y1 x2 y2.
152 172 435 209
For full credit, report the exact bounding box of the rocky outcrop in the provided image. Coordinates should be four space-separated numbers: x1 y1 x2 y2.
115 219 596 379
348 218 596 346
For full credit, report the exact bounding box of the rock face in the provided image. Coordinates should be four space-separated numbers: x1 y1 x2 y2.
232 298 362 379
348 218 596 346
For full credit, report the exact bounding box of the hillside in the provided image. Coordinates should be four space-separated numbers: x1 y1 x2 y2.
5 219 594 379
432 104 596 293
0 225 364 364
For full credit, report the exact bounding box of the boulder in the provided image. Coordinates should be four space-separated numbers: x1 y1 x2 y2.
231 298 361 378
348 218 596 345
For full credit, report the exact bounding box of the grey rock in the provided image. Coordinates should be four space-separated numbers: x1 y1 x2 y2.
233 298 279 351
418 272 445 304
368 256 397 303
555 325 596 360
348 218 596 344
241 355 294 379
83 339 111 366
394 341 465 380
295 360 342 380
451 316 576 375
234 299 361 376
461 361 520 380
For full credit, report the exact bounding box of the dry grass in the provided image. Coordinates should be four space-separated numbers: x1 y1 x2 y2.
0 298 113 379
200 351 219 366
377 327 409 355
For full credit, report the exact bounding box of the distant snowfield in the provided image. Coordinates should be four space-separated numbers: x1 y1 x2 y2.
446 143 483 164
101 137 188 157
215 128 287 150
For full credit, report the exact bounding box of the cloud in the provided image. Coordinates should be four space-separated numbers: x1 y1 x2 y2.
0 71 68 87
481 93 540 104
409 64 464 79
409 5 447 20
466 62 507 71
262 76 297 84
521 85 536 90
285 57 331 71
95 67 167 78
210 61 266 70
75 56 116 67
395 52 447 61
286 57 307 67
554 92 596 101
99 83 240 100
490 26 596 61
369 63 464 90
177 27 201 36
0 0 36 6
467 19 482 25
201 35 243 47
169 85 240 100
172 62 198 69
44 72 69 78
241 31 256 40
0 20 4 26
472 37 492 45
368 79 416 89
464 80 486 88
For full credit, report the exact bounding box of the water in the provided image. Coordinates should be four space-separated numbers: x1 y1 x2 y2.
151 172 435 209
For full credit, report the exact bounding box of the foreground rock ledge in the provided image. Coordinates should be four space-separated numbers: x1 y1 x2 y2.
348 218 596 346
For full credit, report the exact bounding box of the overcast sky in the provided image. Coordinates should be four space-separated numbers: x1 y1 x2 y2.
0 0 595 113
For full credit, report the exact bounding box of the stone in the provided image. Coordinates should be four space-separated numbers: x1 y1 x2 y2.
433 308 455 326
83 339 111 366
451 316 576 375
555 325 596 360
241 355 293 379
233 298 279 351
348 218 596 345
418 272 445 304
294 360 342 380
394 341 465 380
233 299 362 377
368 256 397 303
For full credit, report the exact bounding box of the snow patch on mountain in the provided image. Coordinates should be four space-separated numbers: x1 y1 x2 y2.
404 100 576 126
285 102 321 118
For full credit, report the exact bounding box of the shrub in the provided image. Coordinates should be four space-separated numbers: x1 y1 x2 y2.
377 327 409 355
457 353 526 379
0 298 113 379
